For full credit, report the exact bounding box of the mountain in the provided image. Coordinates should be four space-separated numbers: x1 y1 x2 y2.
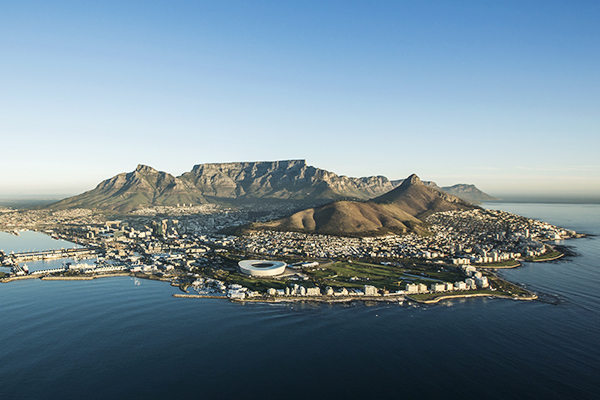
440 184 499 203
389 180 495 204
252 174 476 237
45 160 495 213
178 160 395 203
48 165 207 212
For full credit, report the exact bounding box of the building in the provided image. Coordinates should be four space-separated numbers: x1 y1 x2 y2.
475 276 489 288
364 285 378 296
406 283 418 294
430 283 445 293
238 260 287 277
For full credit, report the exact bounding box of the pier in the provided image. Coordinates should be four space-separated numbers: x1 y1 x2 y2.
8 247 102 262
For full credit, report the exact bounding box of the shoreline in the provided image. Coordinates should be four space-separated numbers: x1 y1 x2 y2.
233 295 403 304
1 272 134 283
478 261 522 269
406 292 538 304
530 253 564 262
40 273 131 281
173 293 405 303
173 291 538 305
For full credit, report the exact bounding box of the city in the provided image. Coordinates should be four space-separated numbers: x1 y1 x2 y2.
0 204 578 303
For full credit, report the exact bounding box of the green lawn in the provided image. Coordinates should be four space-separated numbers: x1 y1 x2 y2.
478 260 521 268
485 274 531 296
525 250 563 261
305 261 463 291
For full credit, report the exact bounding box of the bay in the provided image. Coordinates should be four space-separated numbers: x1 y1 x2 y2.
0 203 599 399
0 230 74 254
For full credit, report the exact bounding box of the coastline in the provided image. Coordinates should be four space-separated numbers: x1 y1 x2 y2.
530 253 564 262
2 272 134 283
1 275 39 283
406 292 538 304
478 261 522 269
0 242 562 304
40 273 132 281
173 291 539 305
173 293 405 303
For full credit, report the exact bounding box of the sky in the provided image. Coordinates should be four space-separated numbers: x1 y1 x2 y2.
1 0 599 201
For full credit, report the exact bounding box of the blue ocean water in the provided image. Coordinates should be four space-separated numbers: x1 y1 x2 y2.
0 230 74 253
0 204 599 400
0 231 79 273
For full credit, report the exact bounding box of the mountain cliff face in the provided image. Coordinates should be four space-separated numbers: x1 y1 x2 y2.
179 160 395 203
46 161 496 212
48 165 207 212
253 174 476 236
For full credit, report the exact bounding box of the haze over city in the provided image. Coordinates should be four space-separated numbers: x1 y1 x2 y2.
1 1 598 202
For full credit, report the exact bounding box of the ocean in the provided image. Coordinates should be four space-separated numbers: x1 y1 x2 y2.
0 203 599 399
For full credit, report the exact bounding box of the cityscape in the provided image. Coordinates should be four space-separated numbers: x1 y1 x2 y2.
0 203 577 303
1 2 598 399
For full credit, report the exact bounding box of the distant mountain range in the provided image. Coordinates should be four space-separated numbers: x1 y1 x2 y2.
252 174 476 236
439 184 498 203
46 160 497 212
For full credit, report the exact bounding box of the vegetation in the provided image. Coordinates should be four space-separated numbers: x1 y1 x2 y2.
304 260 464 291
484 273 531 296
525 250 563 262
222 272 289 292
478 260 521 268
253 174 474 237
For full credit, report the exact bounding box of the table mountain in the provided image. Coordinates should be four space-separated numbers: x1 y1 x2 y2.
44 161 495 212
178 159 395 203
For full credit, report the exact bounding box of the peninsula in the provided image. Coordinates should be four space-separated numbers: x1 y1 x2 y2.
1 161 578 304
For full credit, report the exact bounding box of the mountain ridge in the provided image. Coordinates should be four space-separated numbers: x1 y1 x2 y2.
48 164 208 212
251 173 476 237
44 161 495 212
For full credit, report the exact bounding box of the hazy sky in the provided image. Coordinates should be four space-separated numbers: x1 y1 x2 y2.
1 1 599 200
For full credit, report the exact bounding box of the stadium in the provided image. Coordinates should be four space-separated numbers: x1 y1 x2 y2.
238 260 287 277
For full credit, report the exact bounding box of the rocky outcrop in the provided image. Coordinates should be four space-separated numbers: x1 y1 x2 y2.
178 160 395 203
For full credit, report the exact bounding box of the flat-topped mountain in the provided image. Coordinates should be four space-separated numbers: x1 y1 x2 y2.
48 165 207 212
45 161 495 212
252 174 476 236
179 160 395 203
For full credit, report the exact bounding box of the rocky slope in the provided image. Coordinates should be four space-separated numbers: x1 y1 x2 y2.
252 174 476 236
178 160 395 203
45 161 496 212
48 165 207 212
